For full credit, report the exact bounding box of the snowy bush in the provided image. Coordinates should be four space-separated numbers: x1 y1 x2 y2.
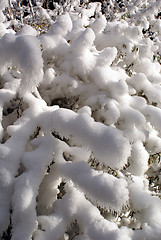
0 0 161 239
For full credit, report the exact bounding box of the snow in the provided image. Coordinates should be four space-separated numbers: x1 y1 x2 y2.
129 176 161 228
39 108 131 169
0 1 161 240
0 33 43 94
0 0 8 10
60 161 129 210
16 25 37 36
49 12 73 36
128 140 149 176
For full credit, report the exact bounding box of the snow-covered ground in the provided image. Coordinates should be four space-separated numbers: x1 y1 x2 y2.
0 0 161 239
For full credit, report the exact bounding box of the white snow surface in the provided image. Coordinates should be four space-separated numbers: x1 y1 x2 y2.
0 1 161 240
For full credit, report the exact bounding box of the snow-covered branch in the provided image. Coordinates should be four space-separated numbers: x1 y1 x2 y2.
0 1 161 239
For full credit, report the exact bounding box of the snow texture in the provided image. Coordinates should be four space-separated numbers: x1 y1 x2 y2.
0 0 161 240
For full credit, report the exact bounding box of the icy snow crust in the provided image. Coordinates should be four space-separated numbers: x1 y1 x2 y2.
0 0 161 239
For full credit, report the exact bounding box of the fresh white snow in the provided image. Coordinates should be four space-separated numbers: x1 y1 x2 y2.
0 0 161 239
